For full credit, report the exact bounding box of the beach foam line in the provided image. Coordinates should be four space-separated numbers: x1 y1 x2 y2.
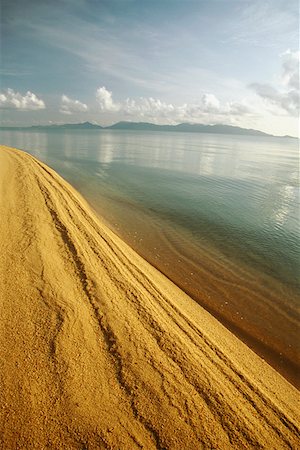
0 145 299 449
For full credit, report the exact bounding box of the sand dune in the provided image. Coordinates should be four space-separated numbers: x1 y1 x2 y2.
0 145 299 449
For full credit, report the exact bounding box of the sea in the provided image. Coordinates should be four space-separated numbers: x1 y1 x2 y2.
1 128 299 385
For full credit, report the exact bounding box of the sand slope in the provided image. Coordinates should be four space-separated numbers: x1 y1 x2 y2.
0 145 299 449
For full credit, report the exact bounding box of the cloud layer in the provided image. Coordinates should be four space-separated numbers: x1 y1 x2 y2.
281 49 299 90
95 87 253 124
250 50 299 116
0 88 45 110
60 95 88 114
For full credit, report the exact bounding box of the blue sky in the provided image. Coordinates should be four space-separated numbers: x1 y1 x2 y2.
0 0 299 135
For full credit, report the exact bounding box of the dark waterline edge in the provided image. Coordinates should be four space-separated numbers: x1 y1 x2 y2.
88 196 300 389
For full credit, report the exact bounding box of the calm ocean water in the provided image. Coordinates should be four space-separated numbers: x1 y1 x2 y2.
1 128 299 288
1 128 299 383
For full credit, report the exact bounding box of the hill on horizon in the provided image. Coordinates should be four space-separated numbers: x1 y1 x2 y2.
0 121 296 138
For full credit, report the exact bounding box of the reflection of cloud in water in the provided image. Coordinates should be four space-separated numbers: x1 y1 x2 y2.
199 152 214 176
63 134 74 159
7 131 48 160
95 134 114 164
273 185 296 228
95 169 108 179
97 145 113 164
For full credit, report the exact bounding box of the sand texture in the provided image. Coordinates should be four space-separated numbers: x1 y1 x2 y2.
0 145 299 449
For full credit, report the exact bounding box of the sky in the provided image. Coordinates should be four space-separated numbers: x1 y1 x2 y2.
0 0 299 136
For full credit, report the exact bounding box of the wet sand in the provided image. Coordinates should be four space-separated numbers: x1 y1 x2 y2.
88 189 300 387
0 145 299 449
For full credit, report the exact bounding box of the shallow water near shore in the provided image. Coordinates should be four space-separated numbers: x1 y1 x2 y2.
1 129 299 384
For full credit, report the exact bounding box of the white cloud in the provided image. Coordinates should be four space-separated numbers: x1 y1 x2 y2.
95 87 254 125
96 87 120 111
250 83 299 116
201 94 220 112
0 88 45 110
226 101 252 116
60 94 88 114
125 93 252 123
124 97 175 117
250 50 299 116
281 49 299 90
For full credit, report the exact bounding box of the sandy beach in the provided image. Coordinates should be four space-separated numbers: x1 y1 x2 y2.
0 145 299 449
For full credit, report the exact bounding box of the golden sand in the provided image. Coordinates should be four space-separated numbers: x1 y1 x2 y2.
0 145 299 449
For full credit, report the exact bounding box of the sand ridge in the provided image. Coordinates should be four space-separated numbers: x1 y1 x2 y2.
0 145 299 449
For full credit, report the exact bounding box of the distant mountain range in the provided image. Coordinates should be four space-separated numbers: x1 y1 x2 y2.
107 121 273 137
33 121 103 130
0 121 296 138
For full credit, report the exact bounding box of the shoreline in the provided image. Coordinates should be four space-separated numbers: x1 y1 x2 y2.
0 145 299 448
85 188 300 388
